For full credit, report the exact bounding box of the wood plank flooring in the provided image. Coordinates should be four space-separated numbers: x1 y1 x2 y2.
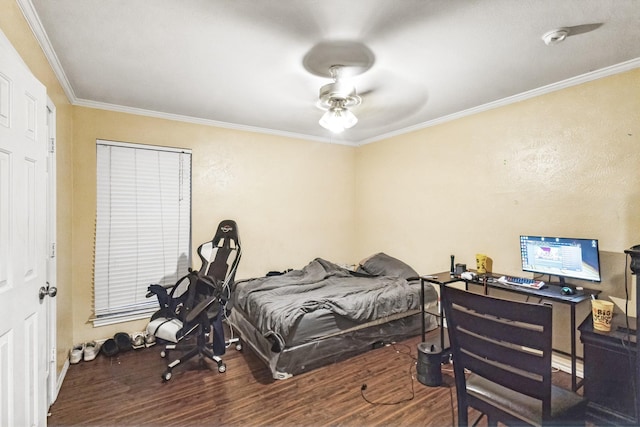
47 331 575 426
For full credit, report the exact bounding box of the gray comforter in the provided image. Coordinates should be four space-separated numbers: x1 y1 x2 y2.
233 258 422 344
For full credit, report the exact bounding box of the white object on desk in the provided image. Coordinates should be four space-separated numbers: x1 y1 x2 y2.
461 271 476 281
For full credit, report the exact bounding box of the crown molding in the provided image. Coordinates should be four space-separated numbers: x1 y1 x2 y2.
17 0 77 103
74 98 355 146
358 57 640 146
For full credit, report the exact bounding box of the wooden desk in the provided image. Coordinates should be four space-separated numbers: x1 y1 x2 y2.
421 271 600 391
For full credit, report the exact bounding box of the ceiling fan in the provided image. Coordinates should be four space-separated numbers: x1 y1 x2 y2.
316 65 362 133
302 40 429 136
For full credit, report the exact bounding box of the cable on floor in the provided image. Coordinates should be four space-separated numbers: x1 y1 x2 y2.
359 342 416 405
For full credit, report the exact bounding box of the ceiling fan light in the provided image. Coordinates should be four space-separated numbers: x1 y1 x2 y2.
319 107 358 133
319 109 345 133
341 108 358 129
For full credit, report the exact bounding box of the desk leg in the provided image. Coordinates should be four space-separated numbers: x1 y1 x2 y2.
571 304 578 391
439 283 445 352
420 278 425 342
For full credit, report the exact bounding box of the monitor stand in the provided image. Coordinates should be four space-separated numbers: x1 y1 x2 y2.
548 276 572 288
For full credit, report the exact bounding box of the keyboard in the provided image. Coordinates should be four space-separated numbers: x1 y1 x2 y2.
497 276 545 289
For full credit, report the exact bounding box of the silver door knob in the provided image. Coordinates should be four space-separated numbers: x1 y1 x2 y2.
39 284 58 301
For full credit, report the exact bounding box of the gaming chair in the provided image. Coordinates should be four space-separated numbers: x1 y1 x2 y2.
146 220 241 381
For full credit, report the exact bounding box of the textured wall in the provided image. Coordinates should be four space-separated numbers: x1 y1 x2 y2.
71 107 356 343
4 0 639 370
355 69 640 354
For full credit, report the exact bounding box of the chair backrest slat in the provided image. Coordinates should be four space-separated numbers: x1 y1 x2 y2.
450 305 549 351
452 288 550 325
455 327 549 378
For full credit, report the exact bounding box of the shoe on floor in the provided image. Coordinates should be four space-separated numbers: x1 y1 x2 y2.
114 332 132 352
70 343 84 364
101 338 119 357
83 341 100 361
131 333 145 350
144 331 156 348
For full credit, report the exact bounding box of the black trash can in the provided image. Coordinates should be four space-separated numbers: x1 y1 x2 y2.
417 341 442 387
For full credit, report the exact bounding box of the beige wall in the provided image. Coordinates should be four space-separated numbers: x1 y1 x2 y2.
2 0 356 356
3 0 639 374
355 69 640 354
0 0 75 373
72 107 356 343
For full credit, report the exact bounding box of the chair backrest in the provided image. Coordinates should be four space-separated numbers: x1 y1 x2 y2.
148 270 221 324
197 220 241 294
441 286 553 426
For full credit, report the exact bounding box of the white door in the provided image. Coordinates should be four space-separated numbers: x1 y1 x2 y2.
0 30 49 427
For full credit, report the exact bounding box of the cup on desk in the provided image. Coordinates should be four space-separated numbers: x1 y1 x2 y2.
591 299 614 332
475 254 488 274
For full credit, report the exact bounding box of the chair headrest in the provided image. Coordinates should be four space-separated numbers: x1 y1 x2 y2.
213 220 240 248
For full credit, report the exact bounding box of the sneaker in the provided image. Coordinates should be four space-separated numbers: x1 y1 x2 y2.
83 341 100 361
70 343 84 364
144 331 156 348
131 333 145 350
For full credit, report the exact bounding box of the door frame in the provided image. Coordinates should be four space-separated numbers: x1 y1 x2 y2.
46 97 58 408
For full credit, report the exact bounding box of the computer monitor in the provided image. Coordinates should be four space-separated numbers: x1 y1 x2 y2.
520 235 602 285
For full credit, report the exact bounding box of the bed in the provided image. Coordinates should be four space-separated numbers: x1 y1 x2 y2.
228 253 439 379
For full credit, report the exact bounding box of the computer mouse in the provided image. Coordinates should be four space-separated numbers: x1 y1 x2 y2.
561 286 575 295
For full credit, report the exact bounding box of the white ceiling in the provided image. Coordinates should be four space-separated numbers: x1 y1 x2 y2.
23 0 640 145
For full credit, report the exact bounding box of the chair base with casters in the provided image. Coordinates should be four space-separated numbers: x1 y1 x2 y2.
223 310 242 352
146 272 228 381
224 334 242 353
147 311 227 381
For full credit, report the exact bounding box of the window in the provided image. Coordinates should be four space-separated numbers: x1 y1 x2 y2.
93 140 192 326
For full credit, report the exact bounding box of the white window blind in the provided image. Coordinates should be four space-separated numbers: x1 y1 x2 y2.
94 140 192 326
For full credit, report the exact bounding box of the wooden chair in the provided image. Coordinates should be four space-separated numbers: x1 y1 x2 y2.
441 286 588 426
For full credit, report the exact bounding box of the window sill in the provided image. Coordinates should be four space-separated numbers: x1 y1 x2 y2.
91 309 156 327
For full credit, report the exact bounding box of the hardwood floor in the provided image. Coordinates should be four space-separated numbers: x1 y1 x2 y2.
48 331 575 426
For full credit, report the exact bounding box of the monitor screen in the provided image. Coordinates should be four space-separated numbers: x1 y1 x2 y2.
520 235 602 283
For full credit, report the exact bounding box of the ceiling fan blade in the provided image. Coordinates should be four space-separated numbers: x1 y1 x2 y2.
356 88 376 98
353 71 429 126
303 41 375 78
566 23 603 37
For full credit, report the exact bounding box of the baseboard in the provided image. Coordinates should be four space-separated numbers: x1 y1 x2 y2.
552 352 583 378
55 358 70 403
